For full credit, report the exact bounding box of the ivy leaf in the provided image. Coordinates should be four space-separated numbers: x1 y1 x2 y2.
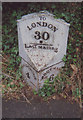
62 55 67 62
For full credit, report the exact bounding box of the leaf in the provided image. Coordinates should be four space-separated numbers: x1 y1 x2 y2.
68 55 72 60
61 13 65 17
73 58 77 62
62 55 67 62
19 82 24 88
10 84 15 88
74 55 77 58
41 91 45 97
33 90 37 95
12 11 17 17
52 96 56 100
47 92 51 96
51 5 56 9
2 89 5 94
64 95 67 98
70 64 78 72
52 89 56 93
7 83 10 87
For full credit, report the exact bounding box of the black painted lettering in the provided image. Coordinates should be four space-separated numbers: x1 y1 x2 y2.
52 47 54 50
27 26 32 30
49 47 52 49
34 31 41 40
48 24 53 29
37 22 42 27
54 48 58 52
29 45 33 48
53 26 58 32
39 16 46 20
25 44 27 48
31 23 36 28
38 46 42 49
25 44 30 48
40 41 43 44
26 72 30 79
42 76 44 79
43 46 46 49
42 22 47 27
42 32 49 40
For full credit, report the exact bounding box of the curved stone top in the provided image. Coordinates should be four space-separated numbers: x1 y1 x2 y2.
17 10 70 71
17 10 70 26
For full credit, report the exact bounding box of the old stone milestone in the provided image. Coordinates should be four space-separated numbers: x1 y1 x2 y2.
17 11 70 90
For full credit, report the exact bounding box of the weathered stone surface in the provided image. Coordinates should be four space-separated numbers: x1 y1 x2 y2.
38 61 64 89
21 59 38 90
21 59 64 90
17 11 70 71
17 11 70 90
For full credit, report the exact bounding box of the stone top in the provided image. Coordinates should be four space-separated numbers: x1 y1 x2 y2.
17 11 70 71
17 10 70 26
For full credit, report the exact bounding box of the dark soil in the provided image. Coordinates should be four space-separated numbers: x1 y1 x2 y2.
2 96 81 119
2 83 82 119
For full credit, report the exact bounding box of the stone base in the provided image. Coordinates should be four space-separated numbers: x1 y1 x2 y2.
21 59 64 91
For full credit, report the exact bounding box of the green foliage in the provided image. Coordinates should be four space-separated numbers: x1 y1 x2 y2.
38 78 56 97
62 55 67 62
2 3 82 102
19 82 24 88
37 71 81 99
72 88 81 98
2 63 23 95
33 90 38 95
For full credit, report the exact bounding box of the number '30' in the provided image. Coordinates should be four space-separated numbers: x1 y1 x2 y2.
34 31 50 40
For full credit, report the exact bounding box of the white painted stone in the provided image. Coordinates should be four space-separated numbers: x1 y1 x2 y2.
17 11 70 71
38 61 64 89
21 59 64 90
17 11 70 90
21 59 38 90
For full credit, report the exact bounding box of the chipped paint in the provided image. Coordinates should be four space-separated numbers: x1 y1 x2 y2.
17 11 70 90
